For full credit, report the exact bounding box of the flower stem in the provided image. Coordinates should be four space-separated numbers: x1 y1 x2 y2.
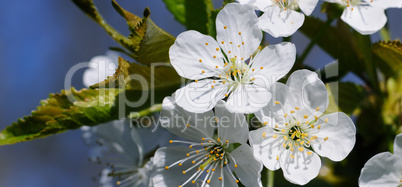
267 170 274 187
298 18 334 65
380 10 391 41
128 104 162 119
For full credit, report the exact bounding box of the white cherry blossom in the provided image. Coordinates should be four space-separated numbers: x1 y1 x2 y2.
358 133 402 187
324 0 402 35
170 3 296 114
249 70 356 185
238 0 319 37
82 51 118 87
82 119 172 187
153 97 263 187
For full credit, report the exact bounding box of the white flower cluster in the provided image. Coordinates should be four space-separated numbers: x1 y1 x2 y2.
81 2 401 186
238 0 402 36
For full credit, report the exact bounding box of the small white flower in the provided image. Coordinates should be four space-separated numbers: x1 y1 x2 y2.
249 70 356 185
82 51 118 87
153 97 263 187
82 119 172 187
238 0 319 37
170 3 296 114
325 0 402 35
358 133 402 187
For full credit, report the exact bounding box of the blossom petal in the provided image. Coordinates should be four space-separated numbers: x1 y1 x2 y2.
216 3 262 59
371 0 402 9
341 6 386 35
230 144 263 187
174 79 227 113
225 84 271 114
312 112 356 161
254 0 274 11
209 167 237 187
160 96 215 141
215 101 249 144
393 133 402 156
169 30 224 80
259 7 305 38
298 0 319 16
280 149 321 185
253 83 295 128
251 42 296 88
83 56 117 87
249 126 283 170
153 147 199 187
286 70 328 117
358 152 402 187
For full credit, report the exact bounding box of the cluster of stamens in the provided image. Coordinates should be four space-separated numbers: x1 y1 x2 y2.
195 25 265 98
262 101 330 160
166 124 240 187
344 0 374 11
274 0 298 11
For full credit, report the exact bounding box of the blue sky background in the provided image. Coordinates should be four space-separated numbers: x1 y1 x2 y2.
0 1 400 186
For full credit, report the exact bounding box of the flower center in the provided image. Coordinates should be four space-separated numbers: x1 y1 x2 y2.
342 0 375 10
273 0 299 10
166 127 241 186
261 102 331 159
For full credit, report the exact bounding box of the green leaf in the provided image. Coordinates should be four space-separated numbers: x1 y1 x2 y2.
326 82 367 115
74 0 176 65
112 2 175 65
372 40 402 76
162 0 215 35
135 17 176 64
0 88 121 145
299 17 364 77
111 0 142 28
91 57 181 90
0 85 179 146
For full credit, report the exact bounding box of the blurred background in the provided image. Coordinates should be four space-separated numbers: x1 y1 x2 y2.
0 0 400 186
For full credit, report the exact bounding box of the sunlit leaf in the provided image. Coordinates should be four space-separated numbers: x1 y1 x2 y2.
0 84 178 146
0 88 121 145
372 40 402 76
